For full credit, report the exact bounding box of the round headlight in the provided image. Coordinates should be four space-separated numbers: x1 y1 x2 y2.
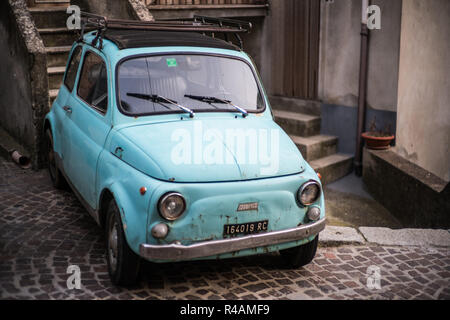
297 181 321 206
158 192 186 221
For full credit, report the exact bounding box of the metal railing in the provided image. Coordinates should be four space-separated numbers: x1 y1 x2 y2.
145 0 266 5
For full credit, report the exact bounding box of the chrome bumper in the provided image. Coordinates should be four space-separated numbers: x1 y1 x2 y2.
139 218 326 261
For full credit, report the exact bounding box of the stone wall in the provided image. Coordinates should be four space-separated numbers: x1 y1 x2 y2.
0 0 49 169
363 148 450 228
71 0 154 20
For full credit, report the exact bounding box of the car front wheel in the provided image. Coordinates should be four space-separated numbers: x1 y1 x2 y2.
106 199 140 286
280 235 318 268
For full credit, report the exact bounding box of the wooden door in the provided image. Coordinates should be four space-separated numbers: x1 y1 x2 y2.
271 0 320 100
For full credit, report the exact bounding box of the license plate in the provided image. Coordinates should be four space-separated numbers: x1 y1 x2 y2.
223 220 268 237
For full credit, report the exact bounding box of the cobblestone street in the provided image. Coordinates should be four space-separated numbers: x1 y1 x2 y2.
1 159 449 300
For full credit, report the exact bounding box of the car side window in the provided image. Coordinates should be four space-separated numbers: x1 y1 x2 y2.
63 46 82 92
77 51 108 113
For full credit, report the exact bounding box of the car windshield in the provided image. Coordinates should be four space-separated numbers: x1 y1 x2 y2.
117 54 264 116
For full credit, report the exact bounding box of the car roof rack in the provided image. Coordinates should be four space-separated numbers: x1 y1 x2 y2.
79 12 252 50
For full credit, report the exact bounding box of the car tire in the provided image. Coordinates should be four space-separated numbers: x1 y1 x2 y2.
105 198 140 286
280 235 318 268
45 129 65 189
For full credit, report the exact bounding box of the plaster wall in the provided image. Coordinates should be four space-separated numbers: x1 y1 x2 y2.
395 0 450 181
317 0 402 155
318 0 402 112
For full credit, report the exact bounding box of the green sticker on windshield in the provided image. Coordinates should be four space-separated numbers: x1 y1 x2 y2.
166 58 177 67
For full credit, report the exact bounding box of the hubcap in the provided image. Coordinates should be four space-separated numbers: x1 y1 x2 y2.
108 221 118 273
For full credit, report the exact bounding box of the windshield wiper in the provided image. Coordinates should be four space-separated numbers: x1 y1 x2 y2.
184 94 248 118
127 92 195 118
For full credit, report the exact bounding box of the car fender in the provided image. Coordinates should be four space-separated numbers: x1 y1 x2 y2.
96 150 162 255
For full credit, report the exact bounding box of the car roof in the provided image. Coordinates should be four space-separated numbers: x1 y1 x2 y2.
101 29 241 51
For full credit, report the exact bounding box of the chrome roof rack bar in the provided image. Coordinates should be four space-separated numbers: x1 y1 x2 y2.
79 12 252 49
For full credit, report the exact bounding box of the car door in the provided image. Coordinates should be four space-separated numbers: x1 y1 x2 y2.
54 45 83 163
63 48 112 209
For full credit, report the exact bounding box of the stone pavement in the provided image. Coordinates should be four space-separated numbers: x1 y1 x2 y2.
1 158 449 300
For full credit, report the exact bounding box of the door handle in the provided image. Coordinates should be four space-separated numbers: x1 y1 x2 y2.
63 106 72 114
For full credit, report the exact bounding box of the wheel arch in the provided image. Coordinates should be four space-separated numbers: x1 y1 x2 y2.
96 153 156 256
98 188 114 229
97 183 147 256
43 114 60 156
44 118 51 134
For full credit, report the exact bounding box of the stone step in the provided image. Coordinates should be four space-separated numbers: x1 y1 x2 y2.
310 153 354 185
48 66 65 90
38 27 77 47
269 95 321 116
29 6 68 29
32 0 70 9
49 89 59 106
45 45 71 68
274 110 321 137
290 134 338 161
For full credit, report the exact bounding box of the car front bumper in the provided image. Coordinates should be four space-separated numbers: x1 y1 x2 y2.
139 218 325 261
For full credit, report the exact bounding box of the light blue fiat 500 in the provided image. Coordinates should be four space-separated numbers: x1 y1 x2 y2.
44 15 325 285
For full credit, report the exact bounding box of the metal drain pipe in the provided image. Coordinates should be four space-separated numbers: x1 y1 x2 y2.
355 0 370 176
11 150 31 169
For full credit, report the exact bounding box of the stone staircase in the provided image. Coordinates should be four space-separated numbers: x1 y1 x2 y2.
271 96 353 185
28 3 75 106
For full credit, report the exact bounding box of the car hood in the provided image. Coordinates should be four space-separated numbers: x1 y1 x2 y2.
110 116 305 183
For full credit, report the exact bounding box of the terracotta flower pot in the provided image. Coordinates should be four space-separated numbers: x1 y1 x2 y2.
361 132 395 150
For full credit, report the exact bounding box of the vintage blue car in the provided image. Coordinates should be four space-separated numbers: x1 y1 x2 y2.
44 14 325 285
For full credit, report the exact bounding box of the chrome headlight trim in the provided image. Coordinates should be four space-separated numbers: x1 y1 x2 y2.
158 192 186 221
297 180 321 207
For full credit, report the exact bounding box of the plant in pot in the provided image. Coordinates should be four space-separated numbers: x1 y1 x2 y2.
361 117 395 150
